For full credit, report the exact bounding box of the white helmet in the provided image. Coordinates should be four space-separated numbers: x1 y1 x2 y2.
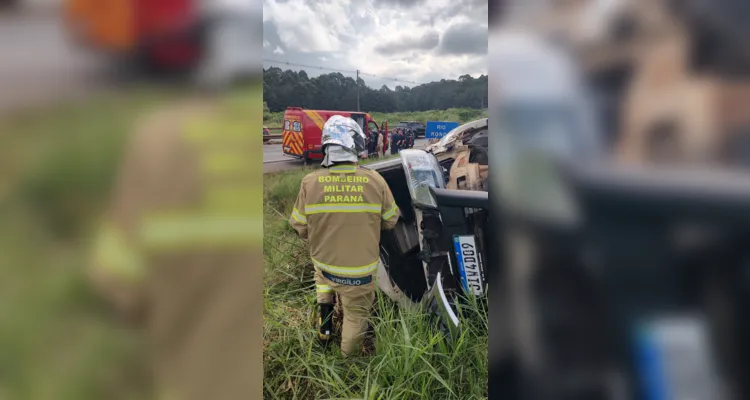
320 115 367 167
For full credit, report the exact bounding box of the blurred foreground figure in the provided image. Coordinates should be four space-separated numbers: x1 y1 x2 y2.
489 30 598 399
90 93 263 399
289 115 399 357
491 0 750 396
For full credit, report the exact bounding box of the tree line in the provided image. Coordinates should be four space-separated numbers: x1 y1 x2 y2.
263 67 488 113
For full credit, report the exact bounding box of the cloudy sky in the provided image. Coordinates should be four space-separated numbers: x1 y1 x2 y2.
263 0 488 89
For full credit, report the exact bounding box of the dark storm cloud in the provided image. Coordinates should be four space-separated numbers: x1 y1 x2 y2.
371 0 427 8
437 22 487 55
373 31 440 55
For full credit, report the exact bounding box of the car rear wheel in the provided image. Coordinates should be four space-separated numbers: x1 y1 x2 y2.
377 258 419 311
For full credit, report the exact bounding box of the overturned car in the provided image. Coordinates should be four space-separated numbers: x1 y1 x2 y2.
365 118 489 335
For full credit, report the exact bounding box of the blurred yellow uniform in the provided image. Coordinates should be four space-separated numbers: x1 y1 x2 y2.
90 94 263 400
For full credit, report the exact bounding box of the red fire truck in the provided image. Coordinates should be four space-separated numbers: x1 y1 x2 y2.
64 0 206 71
282 107 389 164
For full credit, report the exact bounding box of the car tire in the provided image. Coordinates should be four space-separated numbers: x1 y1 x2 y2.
427 291 452 337
377 257 419 311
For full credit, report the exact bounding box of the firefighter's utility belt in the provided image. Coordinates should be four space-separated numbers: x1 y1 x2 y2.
321 270 372 286
312 258 378 280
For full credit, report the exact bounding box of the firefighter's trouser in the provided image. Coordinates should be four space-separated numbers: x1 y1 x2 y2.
314 268 376 356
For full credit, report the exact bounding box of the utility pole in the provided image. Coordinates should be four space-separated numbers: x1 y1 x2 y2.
356 69 360 111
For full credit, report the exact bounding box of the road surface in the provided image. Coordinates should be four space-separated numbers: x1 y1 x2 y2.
263 138 429 173
0 11 113 115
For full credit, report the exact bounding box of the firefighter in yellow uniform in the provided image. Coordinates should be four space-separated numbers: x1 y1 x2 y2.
89 93 263 400
289 115 400 356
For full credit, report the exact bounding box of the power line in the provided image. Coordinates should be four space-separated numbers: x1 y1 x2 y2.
264 58 355 75
263 58 422 86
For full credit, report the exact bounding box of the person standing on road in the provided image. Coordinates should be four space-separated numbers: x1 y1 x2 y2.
405 128 414 149
390 129 400 155
289 115 400 357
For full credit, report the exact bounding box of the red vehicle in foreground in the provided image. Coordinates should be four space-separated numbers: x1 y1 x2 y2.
65 0 206 71
282 107 388 164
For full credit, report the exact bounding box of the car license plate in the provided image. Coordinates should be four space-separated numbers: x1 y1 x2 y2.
633 316 725 399
453 235 484 296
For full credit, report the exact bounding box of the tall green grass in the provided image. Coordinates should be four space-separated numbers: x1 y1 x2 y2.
0 89 173 399
263 169 488 399
263 108 488 128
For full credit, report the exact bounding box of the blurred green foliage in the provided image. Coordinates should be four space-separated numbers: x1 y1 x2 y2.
0 87 191 399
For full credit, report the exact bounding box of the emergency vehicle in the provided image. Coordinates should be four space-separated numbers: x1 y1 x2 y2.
281 107 389 163
64 0 257 75
64 0 205 71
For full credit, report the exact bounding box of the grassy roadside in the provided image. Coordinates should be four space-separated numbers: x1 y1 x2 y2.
263 107 488 128
263 167 488 399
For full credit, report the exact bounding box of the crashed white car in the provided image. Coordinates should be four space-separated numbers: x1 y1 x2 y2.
365 118 489 335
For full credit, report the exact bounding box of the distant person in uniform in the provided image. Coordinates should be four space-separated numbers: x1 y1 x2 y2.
405 128 415 149
289 115 400 357
390 129 400 155
89 95 263 400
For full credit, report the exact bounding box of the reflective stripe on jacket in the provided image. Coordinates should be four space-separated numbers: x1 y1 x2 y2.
289 164 400 278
